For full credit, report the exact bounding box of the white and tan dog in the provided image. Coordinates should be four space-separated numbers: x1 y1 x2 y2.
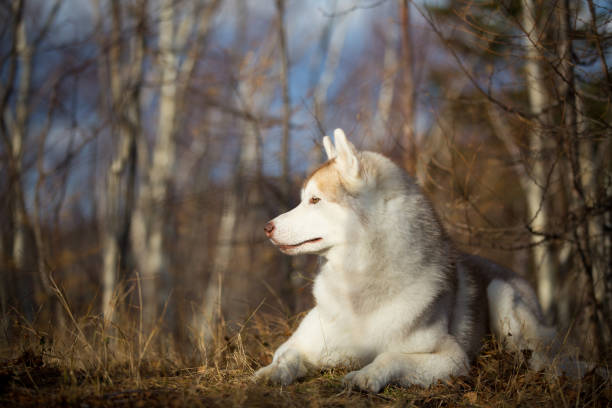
255 129 587 392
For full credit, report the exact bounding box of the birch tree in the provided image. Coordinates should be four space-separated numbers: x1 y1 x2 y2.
555 0 610 350
0 0 30 327
520 0 557 323
275 0 298 312
95 0 145 323
421 1 611 344
584 0 612 345
399 0 417 173
553 0 600 350
200 10 277 344
0 1 34 318
584 0 612 346
9 0 31 278
131 0 220 331
0 0 62 319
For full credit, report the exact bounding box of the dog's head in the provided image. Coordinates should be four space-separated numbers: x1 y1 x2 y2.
264 129 390 256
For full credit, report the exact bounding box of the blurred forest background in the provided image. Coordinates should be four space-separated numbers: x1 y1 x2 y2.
1 0 611 367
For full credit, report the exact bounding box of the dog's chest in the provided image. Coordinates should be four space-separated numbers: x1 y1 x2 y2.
313 268 379 317
313 268 441 352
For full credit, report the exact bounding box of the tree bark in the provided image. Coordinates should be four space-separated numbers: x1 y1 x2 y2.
1 0 35 320
130 0 220 333
275 0 297 313
585 0 612 346
558 0 605 353
131 0 178 331
400 0 416 174
277 0 291 202
96 0 144 323
521 0 557 323
371 11 399 148
200 23 278 343
11 0 31 278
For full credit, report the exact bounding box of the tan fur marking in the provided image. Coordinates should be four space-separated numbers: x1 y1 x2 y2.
302 159 336 188
303 159 343 203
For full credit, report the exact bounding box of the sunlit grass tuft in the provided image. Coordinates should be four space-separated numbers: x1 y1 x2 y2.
0 288 610 407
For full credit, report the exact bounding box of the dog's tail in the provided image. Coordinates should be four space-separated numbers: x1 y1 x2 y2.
486 279 596 378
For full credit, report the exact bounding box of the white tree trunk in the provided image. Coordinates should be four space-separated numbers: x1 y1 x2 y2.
199 29 276 342
521 0 556 322
131 0 178 330
101 135 136 321
11 1 31 274
3 0 61 321
583 0 610 343
96 0 143 323
200 184 238 343
200 83 261 343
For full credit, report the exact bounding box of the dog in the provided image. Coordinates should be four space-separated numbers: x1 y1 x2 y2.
254 129 589 392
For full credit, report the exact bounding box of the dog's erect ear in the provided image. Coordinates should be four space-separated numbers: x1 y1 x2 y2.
333 128 360 178
322 135 336 160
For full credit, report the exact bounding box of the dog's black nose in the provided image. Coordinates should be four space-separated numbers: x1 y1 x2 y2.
264 221 275 237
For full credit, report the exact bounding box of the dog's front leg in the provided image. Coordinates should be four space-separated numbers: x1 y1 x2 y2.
254 307 329 385
253 347 309 385
343 337 469 393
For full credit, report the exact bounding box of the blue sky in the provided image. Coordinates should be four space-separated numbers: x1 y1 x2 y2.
16 0 454 220
24 0 602 218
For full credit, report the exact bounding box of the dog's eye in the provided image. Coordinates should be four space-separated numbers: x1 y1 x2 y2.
309 196 321 204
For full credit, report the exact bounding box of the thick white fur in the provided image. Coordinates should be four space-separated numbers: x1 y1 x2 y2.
255 129 588 392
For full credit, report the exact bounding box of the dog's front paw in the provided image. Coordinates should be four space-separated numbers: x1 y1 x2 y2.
253 362 297 386
343 367 386 393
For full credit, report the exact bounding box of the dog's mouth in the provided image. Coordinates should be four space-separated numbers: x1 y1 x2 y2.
274 237 322 251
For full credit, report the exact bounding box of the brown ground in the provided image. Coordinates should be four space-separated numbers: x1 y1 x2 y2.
1 326 610 408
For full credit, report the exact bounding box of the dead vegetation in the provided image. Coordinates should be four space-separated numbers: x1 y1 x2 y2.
1 1 612 406
1 299 610 407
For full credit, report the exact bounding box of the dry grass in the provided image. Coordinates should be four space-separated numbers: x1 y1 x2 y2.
0 286 610 407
